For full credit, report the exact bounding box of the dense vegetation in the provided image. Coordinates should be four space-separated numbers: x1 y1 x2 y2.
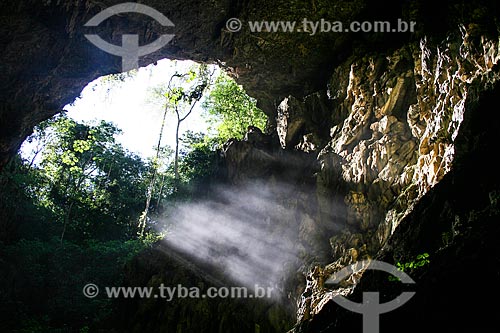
0 66 267 331
202 72 268 143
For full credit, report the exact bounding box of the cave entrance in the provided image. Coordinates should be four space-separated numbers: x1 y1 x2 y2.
22 59 220 161
15 56 269 238
17 58 216 237
1 54 279 332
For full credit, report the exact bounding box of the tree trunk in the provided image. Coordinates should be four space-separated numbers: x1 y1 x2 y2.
174 110 181 191
138 105 169 236
60 201 74 244
156 173 166 211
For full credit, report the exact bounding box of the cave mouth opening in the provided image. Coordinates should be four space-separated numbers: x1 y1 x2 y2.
12 55 281 286
1 53 289 331
22 58 225 162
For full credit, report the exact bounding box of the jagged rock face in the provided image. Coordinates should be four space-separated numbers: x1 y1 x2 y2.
288 28 500 331
327 28 499 236
295 78 500 333
277 26 500 250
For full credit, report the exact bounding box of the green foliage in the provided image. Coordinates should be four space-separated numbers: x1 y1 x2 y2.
0 114 164 330
441 230 454 246
0 156 58 243
202 73 268 142
149 64 212 113
0 237 149 331
138 64 216 236
388 253 430 282
143 131 221 222
396 252 430 270
179 131 220 182
20 114 149 241
101 70 138 84
0 65 266 331
99 70 138 97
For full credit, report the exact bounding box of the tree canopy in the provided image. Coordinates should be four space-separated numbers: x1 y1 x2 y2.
202 72 268 142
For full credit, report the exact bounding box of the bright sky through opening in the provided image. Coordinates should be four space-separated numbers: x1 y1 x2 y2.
64 59 219 159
